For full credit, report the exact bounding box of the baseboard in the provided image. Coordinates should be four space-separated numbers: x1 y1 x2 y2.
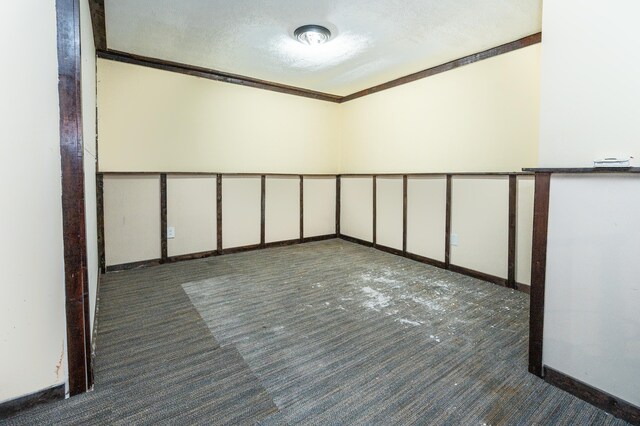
339 234 374 247
544 366 640 425
106 258 161 272
515 282 531 294
448 264 508 287
301 234 337 243
339 236 522 292
0 384 65 419
167 250 218 263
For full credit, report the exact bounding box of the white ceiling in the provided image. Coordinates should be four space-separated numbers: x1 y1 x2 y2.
105 0 542 96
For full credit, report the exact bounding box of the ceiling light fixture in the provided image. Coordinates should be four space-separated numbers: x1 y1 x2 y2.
294 25 331 46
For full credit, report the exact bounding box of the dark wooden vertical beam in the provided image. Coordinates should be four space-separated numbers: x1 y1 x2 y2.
336 176 341 236
216 174 222 252
508 174 517 289
444 174 452 269
403 175 408 254
260 175 266 247
372 176 377 247
56 0 89 396
96 173 105 274
299 176 304 241
529 173 551 377
160 174 167 262
88 0 106 50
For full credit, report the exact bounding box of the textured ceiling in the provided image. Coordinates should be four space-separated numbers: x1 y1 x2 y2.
105 0 542 96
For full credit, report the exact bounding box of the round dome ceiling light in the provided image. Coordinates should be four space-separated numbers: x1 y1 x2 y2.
294 25 332 46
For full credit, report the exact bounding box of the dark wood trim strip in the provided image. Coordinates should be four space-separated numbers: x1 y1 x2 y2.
372 176 377 247
340 236 510 288
88 0 106 50
216 174 222 252
449 264 508 287
160 173 167 262
524 167 640 174
544 366 640 425
96 173 105 274
508 174 517 289
299 175 304 241
221 243 263 255
529 173 551 377
340 32 542 103
99 171 531 177
106 258 162 272
57 0 90 396
444 174 452 269
340 234 374 247
260 175 266 247
167 250 218 263
340 172 533 177
0 384 65 420
405 252 447 270
97 49 342 103
376 244 405 257
336 176 341 236
403 175 408 254
302 234 337 243
516 283 531 295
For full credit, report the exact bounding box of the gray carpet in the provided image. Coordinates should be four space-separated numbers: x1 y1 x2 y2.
3 239 629 425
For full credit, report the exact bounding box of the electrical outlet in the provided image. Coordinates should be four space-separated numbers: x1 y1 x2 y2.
450 233 459 246
167 226 175 239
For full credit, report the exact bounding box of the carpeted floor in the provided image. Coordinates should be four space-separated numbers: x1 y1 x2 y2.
3 239 629 425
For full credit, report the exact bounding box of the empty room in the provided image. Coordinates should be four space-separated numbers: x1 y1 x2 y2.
1 0 639 424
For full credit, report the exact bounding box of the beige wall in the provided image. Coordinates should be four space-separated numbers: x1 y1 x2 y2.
97 59 341 174
0 1 66 402
104 176 161 266
339 45 540 173
303 177 336 238
167 176 217 256
80 0 99 336
265 177 300 243
340 177 374 242
450 177 509 279
222 176 261 249
406 177 447 262
376 177 403 250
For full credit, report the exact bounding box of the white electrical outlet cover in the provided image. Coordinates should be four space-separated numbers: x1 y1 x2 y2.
450 234 459 246
167 226 175 239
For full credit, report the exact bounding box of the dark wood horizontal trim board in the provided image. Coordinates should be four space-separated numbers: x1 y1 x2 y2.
449 264 508 287
405 252 447 270
340 32 542 103
340 235 374 247
166 250 218 263
544 366 640 425
376 244 405 257
97 49 342 103
302 234 337 243
341 172 532 177
99 172 532 178
0 384 65 420
97 34 541 104
524 167 640 174
106 258 162 272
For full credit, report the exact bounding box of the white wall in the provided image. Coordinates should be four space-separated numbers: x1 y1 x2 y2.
104 176 161 266
406 177 447 262
450 177 509 279
80 0 99 336
538 0 640 167
376 177 403 250
516 176 534 285
0 1 67 402
167 176 217 256
340 177 374 242
222 176 261 249
303 177 336 238
340 45 541 173
265 177 299 243
537 0 640 406
543 175 640 406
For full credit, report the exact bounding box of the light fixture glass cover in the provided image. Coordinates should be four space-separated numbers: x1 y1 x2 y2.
294 25 331 45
